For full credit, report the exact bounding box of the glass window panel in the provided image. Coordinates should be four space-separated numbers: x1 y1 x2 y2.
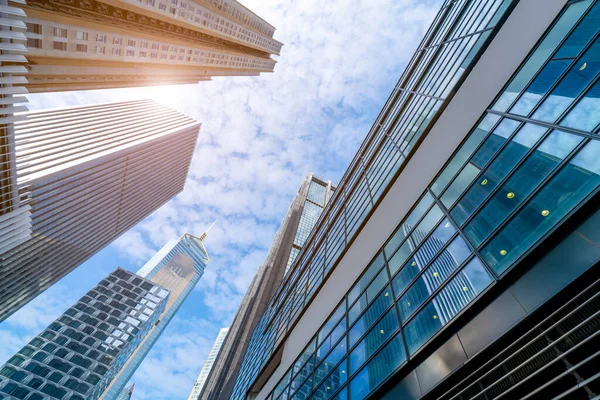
413 218 456 267
349 334 406 400
349 288 393 348
313 359 347 400
411 205 444 245
405 258 493 354
482 140 600 275
384 193 433 256
349 309 399 375
348 254 385 306
492 0 594 111
509 59 571 116
554 1 600 59
291 377 312 400
431 114 500 195
533 41 600 123
465 130 583 246
399 236 471 320
314 338 346 387
392 258 420 297
318 302 345 345
348 293 368 326
561 79 600 132
366 269 388 303
388 241 412 275
441 162 481 208
452 123 547 225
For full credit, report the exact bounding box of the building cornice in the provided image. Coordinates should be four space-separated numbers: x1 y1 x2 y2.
19 0 271 58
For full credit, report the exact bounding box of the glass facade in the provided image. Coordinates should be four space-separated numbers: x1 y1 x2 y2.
0 269 168 400
285 179 332 275
101 234 210 399
231 0 516 398
233 1 600 399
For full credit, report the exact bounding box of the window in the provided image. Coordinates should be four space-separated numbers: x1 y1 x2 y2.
96 46 105 54
27 38 42 48
127 39 136 47
113 37 122 45
75 31 88 40
26 23 42 34
96 33 106 42
75 44 87 52
52 27 67 38
112 48 122 56
126 49 135 57
53 41 67 51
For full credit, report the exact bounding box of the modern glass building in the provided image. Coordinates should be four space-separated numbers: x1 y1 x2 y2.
101 233 210 399
198 174 334 400
230 1 600 399
0 268 169 400
187 327 230 400
115 384 134 400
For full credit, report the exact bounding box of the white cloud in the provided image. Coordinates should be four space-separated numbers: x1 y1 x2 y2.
19 0 441 398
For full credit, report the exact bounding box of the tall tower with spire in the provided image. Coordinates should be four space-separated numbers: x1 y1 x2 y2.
100 230 212 399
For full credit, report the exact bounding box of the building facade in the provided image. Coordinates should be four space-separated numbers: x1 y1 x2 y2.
11 0 282 92
230 1 600 399
100 233 210 399
0 268 169 400
187 327 230 400
198 174 333 400
0 99 200 322
115 384 134 400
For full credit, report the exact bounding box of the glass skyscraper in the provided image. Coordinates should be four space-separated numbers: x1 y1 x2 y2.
229 1 600 399
198 174 333 400
0 268 169 400
187 327 230 400
0 232 210 400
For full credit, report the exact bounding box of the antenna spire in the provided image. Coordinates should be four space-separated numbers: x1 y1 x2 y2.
199 219 218 241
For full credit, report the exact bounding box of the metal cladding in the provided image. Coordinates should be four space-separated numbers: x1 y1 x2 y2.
0 99 201 322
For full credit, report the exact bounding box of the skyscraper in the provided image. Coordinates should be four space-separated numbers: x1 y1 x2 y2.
229 1 600 400
198 174 333 400
187 327 230 400
0 231 210 400
115 384 135 400
100 232 210 399
14 0 282 92
0 267 170 400
0 99 200 322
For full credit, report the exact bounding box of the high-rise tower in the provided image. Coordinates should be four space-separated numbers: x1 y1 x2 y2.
0 267 170 400
187 327 229 400
0 99 200 322
14 0 282 92
0 231 210 400
229 1 600 399
100 232 210 399
197 174 333 400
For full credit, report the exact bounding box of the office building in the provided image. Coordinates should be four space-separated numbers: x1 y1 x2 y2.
0 230 210 400
115 384 134 400
99 232 210 399
187 327 230 400
198 174 333 400
230 1 600 400
0 0 282 92
0 268 169 400
0 99 200 322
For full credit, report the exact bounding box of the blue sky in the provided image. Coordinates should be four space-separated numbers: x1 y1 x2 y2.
0 0 441 398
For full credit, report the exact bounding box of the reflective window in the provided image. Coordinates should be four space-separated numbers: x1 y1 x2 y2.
349 309 399 375
482 140 600 274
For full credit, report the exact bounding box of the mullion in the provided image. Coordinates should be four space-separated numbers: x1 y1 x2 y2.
346 264 387 312
517 20 600 121
553 71 600 129
487 109 598 140
428 187 496 280
435 113 506 200
392 229 463 302
385 199 437 261
492 1 594 113
443 117 533 221
401 253 482 328
474 136 591 253
451 123 589 232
